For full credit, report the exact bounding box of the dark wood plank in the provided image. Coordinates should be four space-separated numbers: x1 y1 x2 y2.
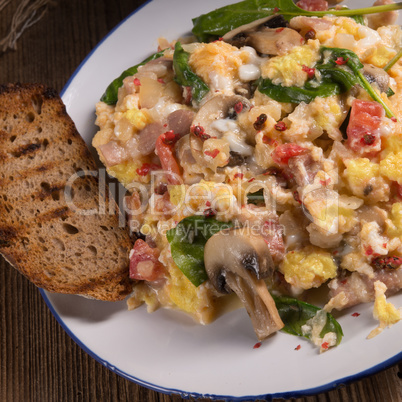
0 0 401 401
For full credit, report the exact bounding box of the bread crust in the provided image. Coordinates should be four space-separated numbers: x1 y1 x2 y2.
0 83 133 301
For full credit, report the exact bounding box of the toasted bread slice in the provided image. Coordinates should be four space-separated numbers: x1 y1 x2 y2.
0 83 133 301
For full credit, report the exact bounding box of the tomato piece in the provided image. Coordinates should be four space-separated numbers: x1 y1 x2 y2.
346 99 384 157
272 143 308 165
155 133 182 184
136 163 161 177
296 0 328 11
129 239 165 281
261 219 285 264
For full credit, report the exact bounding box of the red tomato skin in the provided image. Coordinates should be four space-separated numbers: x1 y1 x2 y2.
346 99 384 157
272 143 308 165
155 134 182 184
129 239 165 281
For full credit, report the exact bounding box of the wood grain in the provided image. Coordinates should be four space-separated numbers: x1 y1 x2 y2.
0 0 401 401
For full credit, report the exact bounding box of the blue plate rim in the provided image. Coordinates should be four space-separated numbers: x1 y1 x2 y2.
47 0 402 399
40 289 401 400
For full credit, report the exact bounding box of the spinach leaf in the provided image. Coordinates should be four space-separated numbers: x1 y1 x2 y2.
100 50 166 105
173 42 210 103
316 65 358 92
166 216 233 286
258 46 396 117
273 295 343 346
192 0 288 42
258 77 341 104
321 46 396 118
386 87 395 97
192 0 402 42
320 46 363 70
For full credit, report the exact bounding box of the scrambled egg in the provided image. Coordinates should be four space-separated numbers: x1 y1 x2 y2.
343 158 390 202
316 17 383 59
368 281 402 339
380 151 402 184
280 246 338 290
382 132 402 155
124 108 151 131
302 188 360 235
92 7 402 346
344 158 380 189
166 262 217 324
108 160 145 186
365 44 396 68
169 180 236 218
261 41 320 87
386 202 402 238
189 41 247 88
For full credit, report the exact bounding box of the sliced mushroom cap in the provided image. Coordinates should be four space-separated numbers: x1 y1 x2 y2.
204 228 284 340
223 15 302 56
223 15 287 42
246 28 304 56
363 64 390 94
190 94 251 164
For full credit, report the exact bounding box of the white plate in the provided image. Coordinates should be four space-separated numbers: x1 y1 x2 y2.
41 0 402 399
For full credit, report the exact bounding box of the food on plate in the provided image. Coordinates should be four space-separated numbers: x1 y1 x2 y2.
0 83 132 301
93 0 402 347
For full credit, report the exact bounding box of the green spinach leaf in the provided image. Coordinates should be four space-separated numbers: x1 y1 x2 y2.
258 77 341 104
273 295 343 346
258 46 395 117
166 216 233 286
100 50 166 105
192 0 287 42
192 0 402 42
173 42 210 103
321 46 395 118
315 65 358 92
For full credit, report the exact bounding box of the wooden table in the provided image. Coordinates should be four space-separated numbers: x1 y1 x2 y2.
0 0 401 401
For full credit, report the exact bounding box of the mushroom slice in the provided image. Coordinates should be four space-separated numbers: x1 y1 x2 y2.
190 94 251 164
223 15 302 56
204 228 284 340
246 28 304 56
363 64 390 94
222 15 287 43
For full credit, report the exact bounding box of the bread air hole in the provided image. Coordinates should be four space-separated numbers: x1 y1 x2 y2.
4 204 13 213
44 270 55 278
62 223 79 235
51 190 60 201
31 94 43 114
87 245 97 256
26 112 35 123
52 238 65 251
